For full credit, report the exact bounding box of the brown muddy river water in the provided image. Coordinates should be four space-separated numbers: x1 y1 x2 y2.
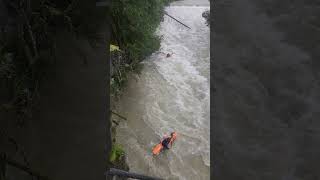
115 1 210 179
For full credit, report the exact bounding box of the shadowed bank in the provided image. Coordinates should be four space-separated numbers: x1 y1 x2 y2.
1 1 111 179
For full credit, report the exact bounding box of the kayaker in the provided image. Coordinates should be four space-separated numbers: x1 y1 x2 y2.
166 53 172 58
161 132 177 149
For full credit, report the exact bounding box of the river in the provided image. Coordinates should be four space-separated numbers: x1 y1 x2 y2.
115 1 210 179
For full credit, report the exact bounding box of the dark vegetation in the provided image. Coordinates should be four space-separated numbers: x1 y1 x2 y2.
1 0 176 178
1 0 110 179
110 0 174 97
111 0 173 63
109 0 175 174
0 0 109 123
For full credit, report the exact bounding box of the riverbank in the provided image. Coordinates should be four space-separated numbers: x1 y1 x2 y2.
109 1 211 178
1 1 111 180
108 0 176 174
112 2 210 179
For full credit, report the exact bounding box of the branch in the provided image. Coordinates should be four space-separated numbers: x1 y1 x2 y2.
164 11 191 29
4 0 39 64
110 111 127 121
1 155 50 180
112 120 119 126
64 0 79 13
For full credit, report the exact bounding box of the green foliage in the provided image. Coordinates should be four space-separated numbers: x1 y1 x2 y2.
110 0 174 98
110 50 132 98
109 144 125 163
110 44 121 52
0 0 75 122
111 0 173 63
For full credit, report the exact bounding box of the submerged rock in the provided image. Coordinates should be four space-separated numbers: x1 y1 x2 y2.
202 10 210 26
110 154 130 180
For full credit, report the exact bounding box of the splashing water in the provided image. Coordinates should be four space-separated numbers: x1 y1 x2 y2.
115 2 210 180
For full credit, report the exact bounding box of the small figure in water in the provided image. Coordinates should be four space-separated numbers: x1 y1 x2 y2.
166 53 172 58
162 132 177 149
156 51 173 58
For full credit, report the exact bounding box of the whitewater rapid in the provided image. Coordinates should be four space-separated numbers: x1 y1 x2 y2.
115 2 210 180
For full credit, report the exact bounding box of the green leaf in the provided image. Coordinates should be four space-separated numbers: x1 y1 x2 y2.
109 144 125 163
110 44 121 52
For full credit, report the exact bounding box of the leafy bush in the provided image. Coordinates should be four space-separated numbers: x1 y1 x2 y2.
110 0 175 98
111 0 173 65
109 144 125 163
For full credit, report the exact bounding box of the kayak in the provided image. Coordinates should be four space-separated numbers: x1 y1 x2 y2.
152 143 164 156
152 132 177 155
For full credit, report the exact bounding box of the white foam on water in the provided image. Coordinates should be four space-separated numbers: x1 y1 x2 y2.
116 2 210 180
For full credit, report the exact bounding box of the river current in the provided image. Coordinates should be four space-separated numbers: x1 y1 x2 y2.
115 1 210 179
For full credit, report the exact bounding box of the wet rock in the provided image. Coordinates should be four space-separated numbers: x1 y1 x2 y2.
110 155 130 180
202 10 210 26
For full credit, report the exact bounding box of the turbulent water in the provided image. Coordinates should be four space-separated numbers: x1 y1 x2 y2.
115 1 210 179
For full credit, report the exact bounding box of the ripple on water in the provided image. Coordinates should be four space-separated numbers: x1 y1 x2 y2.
116 3 210 180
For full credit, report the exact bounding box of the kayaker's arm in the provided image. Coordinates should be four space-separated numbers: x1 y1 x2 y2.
168 137 175 147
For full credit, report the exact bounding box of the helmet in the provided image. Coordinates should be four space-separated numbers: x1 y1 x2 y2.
171 132 177 138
